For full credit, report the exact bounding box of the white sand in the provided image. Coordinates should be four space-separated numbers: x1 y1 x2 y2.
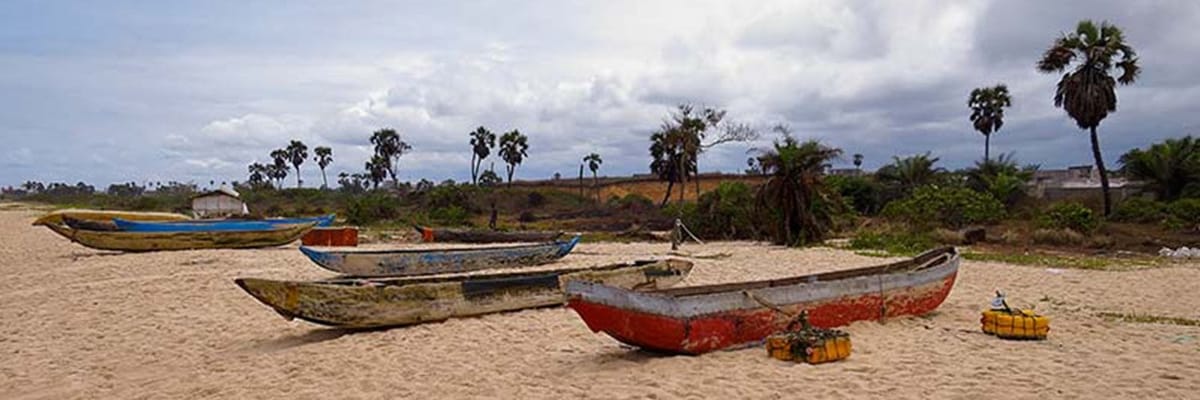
2 209 1198 399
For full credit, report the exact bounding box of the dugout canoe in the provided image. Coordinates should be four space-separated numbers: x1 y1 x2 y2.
114 214 335 232
414 225 564 243
565 247 960 355
234 258 693 328
42 222 316 252
32 209 191 226
63 216 120 231
299 236 582 277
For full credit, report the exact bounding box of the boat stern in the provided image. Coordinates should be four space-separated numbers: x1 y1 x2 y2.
298 246 344 272
556 235 582 257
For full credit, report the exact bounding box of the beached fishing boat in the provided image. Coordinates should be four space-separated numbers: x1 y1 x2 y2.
32 209 191 226
113 214 334 232
414 225 563 243
234 258 693 328
62 216 120 231
42 222 316 252
299 236 581 277
566 247 959 355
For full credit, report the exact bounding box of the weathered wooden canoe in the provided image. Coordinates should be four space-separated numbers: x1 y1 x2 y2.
414 225 564 243
566 247 960 355
234 258 693 328
42 222 316 252
32 209 191 226
114 214 335 232
63 216 120 231
299 236 581 277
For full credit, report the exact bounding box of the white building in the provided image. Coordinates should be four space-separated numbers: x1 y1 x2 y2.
190 186 248 218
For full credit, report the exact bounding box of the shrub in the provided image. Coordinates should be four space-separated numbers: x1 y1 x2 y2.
344 193 400 225
526 191 546 207
880 185 1006 229
849 230 937 255
826 175 884 215
1111 197 1167 223
429 206 470 226
608 193 655 213
423 184 477 211
1167 198 1200 223
689 182 760 239
1036 202 1100 233
1032 228 1085 246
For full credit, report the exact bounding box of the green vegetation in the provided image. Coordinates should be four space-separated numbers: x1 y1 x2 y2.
849 230 936 256
754 133 842 246
881 185 1006 229
967 84 1012 161
1118 135 1199 202
1097 312 1200 327
1037 202 1100 233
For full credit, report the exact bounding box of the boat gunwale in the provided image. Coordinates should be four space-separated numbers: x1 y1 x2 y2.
301 235 581 256
279 258 690 286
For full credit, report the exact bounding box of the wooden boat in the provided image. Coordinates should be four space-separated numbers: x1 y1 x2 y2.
32 209 191 226
63 216 120 231
114 214 335 232
299 236 581 277
414 225 564 243
42 222 316 252
234 258 693 328
565 247 960 355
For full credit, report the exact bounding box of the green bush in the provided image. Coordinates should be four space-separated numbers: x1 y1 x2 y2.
429 206 470 226
423 184 477 211
1036 202 1100 233
826 175 884 215
689 182 760 239
1167 198 1200 222
880 185 1006 229
344 193 400 225
849 230 937 255
608 193 655 213
1032 228 1085 246
1111 197 1167 223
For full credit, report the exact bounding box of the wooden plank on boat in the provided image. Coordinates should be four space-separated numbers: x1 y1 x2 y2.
234 258 693 328
414 225 564 243
32 209 191 226
299 236 581 277
565 247 960 355
42 222 316 252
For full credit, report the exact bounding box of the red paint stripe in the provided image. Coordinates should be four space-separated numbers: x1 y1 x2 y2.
568 271 957 355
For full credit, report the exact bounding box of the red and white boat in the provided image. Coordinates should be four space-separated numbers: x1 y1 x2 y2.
565 247 959 355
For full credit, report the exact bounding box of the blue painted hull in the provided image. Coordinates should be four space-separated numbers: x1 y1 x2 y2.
114 214 335 232
300 236 581 277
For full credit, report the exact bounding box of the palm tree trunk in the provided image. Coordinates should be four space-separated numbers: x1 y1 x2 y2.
507 165 514 188
295 167 302 188
984 134 990 162
1089 126 1112 216
661 180 674 207
470 154 478 185
321 168 328 189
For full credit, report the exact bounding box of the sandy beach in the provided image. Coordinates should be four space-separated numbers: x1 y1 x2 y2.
2 208 1198 399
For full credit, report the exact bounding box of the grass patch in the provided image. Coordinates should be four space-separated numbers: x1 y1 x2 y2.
961 251 1162 270
1097 312 1200 327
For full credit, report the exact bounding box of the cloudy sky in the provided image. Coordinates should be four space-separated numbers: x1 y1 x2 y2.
2 1 1198 189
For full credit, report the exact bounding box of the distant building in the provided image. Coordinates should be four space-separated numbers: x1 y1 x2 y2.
1030 165 1143 201
190 185 248 218
827 168 865 177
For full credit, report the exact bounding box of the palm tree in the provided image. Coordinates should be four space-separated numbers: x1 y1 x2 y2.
498 130 529 187
875 153 944 194
313 146 333 189
1119 135 1200 201
965 153 1038 208
968 84 1012 161
1037 20 1141 216
365 155 388 189
754 135 842 246
852 153 863 170
285 140 308 188
370 128 412 187
649 126 689 206
584 153 602 202
269 149 289 189
469 126 496 185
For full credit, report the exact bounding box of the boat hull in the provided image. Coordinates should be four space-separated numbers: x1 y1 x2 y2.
415 225 563 243
43 222 315 252
114 214 334 232
566 248 959 355
300 236 581 277
33 209 191 226
234 259 693 328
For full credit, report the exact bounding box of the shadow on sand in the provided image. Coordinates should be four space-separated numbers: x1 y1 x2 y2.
245 327 393 353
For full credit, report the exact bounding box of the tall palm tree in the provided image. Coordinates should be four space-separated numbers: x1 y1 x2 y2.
584 153 603 201
755 135 842 246
852 153 863 170
370 128 412 187
285 140 308 188
1119 135 1200 201
968 84 1012 161
469 126 496 185
498 130 529 187
1037 20 1141 216
365 155 388 189
649 126 690 206
313 146 333 189
246 163 269 187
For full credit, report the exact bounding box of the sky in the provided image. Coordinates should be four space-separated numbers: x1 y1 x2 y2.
2 0 1198 189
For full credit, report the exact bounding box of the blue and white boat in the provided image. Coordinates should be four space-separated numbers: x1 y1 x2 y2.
299 236 581 277
114 214 335 232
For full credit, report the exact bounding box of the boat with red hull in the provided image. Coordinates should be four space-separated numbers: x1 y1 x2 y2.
565 247 959 355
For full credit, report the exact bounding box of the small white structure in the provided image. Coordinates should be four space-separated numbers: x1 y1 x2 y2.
191 185 248 218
